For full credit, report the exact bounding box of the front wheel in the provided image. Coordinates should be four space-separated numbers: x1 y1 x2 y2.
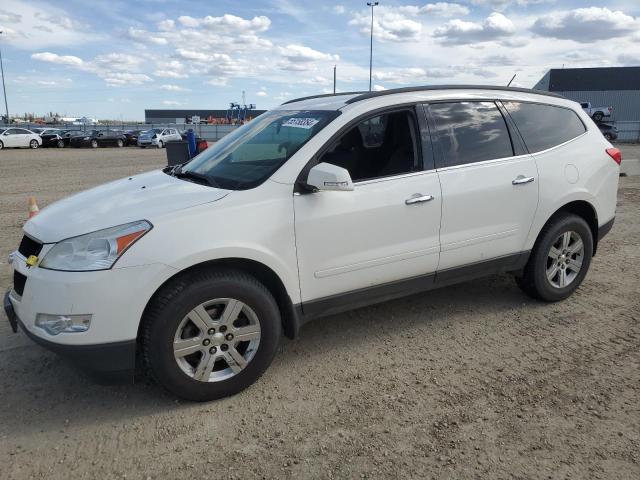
30 139 39 149
604 133 612 141
57 139 65 148
117 139 124 147
142 269 282 401
515 213 593 302
91 139 98 148
593 112 603 122
0 140 3 150
157 141 163 149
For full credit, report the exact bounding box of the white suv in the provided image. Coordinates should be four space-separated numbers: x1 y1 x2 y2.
4 86 620 401
137 128 182 148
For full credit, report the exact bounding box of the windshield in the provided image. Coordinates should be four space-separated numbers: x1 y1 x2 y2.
182 110 338 190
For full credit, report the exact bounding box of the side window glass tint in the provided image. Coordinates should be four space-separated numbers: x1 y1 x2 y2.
429 102 513 167
503 102 586 153
319 110 420 182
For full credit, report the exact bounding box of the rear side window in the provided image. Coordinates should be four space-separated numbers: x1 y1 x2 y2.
502 102 586 153
429 101 514 167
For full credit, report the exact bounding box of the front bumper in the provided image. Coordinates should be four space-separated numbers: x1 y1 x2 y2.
5 249 177 382
137 138 157 147
4 288 137 382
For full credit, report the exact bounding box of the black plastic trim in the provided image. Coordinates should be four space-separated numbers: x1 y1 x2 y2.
597 217 615 242
18 319 136 384
282 91 366 106
298 251 530 324
3 290 18 333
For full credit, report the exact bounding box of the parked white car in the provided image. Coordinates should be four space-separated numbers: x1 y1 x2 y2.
5 86 620 401
137 128 182 148
0 128 42 149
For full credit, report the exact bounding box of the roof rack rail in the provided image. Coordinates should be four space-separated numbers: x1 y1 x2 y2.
281 91 365 106
344 85 564 104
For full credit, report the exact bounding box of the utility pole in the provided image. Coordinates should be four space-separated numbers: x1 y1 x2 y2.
0 31 9 124
333 65 336 94
367 2 378 92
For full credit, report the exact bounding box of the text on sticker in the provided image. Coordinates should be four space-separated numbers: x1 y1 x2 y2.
282 118 320 129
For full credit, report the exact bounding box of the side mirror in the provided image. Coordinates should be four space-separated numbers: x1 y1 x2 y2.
306 162 354 192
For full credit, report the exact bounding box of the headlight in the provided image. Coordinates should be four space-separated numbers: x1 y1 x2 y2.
40 220 152 271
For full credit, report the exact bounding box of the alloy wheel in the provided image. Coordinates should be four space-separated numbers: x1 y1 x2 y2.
546 231 584 288
173 298 261 382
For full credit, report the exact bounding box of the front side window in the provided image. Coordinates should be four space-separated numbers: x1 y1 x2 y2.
503 102 586 153
429 101 514 167
319 110 420 182
183 110 338 190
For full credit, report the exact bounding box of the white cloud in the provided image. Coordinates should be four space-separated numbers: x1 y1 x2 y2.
126 27 168 45
419 3 470 17
349 7 422 42
372 84 387 91
31 52 83 67
333 5 346 15
157 19 175 31
162 100 183 106
103 73 153 87
154 60 189 79
177 14 271 32
159 84 189 91
531 7 639 43
205 78 229 87
433 12 516 44
373 65 498 84
256 90 268 97
280 44 339 63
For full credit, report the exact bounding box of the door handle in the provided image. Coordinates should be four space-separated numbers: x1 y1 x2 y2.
405 194 434 205
512 175 535 185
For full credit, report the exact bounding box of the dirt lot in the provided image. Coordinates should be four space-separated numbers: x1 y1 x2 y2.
1 146 639 479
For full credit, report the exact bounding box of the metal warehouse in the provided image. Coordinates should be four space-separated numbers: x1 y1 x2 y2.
534 66 640 141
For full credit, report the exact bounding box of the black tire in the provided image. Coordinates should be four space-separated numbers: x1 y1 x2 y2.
57 139 65 148
117 139 124 147
142 268 282 401
157 141 163 149
593 112 603 122
91 139 98 148
515 213 593 302
0 140 3 150
604 133 612 141
30 139 39 149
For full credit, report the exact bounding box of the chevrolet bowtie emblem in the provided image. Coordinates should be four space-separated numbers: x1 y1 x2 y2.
26 255 38 267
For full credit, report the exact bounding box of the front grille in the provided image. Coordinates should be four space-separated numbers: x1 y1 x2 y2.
13 271 27 296
18 235 43 258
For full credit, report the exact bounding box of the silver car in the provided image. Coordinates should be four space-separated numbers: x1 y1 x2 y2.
137 128 182 148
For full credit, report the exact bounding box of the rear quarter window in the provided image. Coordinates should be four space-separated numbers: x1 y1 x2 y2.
503 102 586 153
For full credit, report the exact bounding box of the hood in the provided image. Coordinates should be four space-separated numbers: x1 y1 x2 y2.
24 169 230 243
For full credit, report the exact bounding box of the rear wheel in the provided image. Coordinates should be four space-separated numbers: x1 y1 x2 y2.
0 140 3 150
142 269 282 401
57 139 65 148
29 139 39 149
593 112 603 122
604 133 612 141
157 140 163 149
91 139 99 148
116 139 124 148
515 213 593 302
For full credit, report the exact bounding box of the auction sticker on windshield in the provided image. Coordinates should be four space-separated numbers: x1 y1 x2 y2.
282 118 320 129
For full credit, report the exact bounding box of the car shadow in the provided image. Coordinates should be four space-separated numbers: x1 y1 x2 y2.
0 273 537 435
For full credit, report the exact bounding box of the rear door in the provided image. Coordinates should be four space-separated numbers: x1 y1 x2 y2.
1 129 17 147
293 107 442 309
426 101 539 271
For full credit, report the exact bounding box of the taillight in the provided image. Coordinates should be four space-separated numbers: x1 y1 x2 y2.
606 147 622 165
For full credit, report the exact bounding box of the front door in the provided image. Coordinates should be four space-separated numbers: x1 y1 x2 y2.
427 101 539 271
294 108 442 309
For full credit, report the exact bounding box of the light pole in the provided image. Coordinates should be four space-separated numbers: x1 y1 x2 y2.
0 31 9 124
367 2 378 92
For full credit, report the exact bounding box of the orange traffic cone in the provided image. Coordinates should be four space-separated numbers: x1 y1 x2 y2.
28 197 39 218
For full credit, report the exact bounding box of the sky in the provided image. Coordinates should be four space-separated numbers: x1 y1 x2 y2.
0 0 639 120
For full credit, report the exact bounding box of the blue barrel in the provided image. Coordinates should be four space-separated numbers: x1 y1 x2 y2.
186 129 197 158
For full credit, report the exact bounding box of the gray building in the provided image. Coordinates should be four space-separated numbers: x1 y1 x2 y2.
534 67 640 141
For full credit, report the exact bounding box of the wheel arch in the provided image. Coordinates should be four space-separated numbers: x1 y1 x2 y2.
137 258 302 348
537 200 599 255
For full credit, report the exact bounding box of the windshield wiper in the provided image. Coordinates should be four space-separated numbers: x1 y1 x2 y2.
174 170 220 188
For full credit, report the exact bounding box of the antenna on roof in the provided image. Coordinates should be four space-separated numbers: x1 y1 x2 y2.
507 74 516 87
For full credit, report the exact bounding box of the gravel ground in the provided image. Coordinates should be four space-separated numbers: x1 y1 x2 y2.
0 145 639 479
